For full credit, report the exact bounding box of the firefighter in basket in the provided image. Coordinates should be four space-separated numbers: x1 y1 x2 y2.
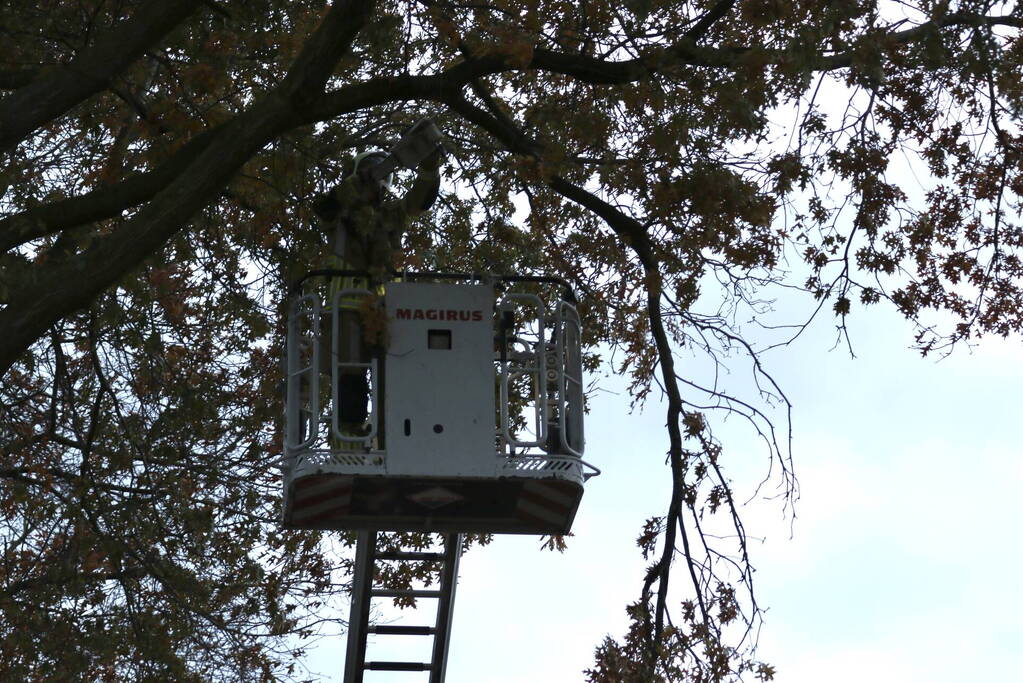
312 119 445 446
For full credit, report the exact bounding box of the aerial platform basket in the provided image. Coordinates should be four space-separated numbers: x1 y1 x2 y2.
281 271 599 535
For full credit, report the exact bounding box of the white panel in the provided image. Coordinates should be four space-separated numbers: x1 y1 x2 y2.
383 282 496 476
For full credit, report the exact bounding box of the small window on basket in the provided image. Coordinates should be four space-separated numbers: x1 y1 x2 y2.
428 329 452 350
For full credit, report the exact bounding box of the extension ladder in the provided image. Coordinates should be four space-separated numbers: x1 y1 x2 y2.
342 531 462 683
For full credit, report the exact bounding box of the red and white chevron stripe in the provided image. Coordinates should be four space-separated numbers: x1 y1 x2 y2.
288 474 353 527
514 480 578 531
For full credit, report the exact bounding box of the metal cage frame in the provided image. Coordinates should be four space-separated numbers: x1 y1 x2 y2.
281 270 599 534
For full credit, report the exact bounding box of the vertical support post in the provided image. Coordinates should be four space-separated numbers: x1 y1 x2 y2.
343 530 376 683
286 294 321 453
556 301 585 456
498 294 547 449
429 533 463 683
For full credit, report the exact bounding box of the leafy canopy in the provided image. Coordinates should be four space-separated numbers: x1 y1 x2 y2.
1 0 1021 680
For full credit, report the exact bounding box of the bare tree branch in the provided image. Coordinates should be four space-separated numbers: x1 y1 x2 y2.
685 0 742 41
525 11 1023 83
0 128 220 253
0 0 206 154
0 68 38 91
444 89 715 668
0 0 378 374
818 12 1023 70
1 59 506 254
11 7 1008 257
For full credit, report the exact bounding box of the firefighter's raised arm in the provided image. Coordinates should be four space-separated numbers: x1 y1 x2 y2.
384 118 444 218
400 146 442 218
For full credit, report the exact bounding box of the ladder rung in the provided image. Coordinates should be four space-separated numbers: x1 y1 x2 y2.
375 551 446 561
371 588 442 599
368 625 436 636
365 661 432 672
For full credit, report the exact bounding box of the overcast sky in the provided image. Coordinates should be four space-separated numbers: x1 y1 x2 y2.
298 280 1023 681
